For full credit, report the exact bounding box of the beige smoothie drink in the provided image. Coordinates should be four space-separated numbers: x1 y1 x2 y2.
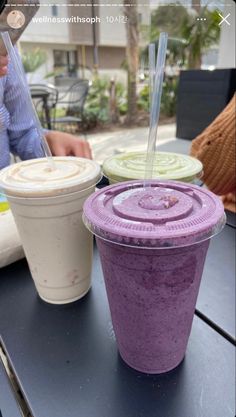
103 151 203 184
0 157 101 304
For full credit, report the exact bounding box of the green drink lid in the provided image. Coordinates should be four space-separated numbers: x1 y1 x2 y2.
103 152 203 183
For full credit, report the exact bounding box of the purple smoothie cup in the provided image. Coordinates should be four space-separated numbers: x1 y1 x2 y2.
83 180 225 374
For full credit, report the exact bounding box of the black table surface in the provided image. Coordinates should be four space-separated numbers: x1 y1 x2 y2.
0 249 235 417
0 358 22 417
226 209 236 228
196 224 235 341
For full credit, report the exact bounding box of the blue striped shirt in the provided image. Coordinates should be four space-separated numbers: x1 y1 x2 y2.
0 50 44 170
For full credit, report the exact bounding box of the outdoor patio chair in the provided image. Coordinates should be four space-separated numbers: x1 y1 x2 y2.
54 80 89 134
30 83 59 130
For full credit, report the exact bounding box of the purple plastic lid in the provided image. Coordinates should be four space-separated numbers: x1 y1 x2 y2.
83 181 226 248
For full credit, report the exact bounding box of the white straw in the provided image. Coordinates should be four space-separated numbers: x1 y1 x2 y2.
1 32 55 170
145 32 168 186
149 43 155 118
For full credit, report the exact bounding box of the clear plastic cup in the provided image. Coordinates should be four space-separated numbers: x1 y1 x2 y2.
0 157 101 304
103 151 203 184
83 180 225 373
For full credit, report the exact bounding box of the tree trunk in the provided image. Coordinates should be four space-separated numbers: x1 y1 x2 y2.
191 0 201 13
109 79 119 123
124 1 139 125
188 52 202 69
190 0 202 69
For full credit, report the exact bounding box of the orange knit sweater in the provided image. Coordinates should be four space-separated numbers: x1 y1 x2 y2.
190 95 236 212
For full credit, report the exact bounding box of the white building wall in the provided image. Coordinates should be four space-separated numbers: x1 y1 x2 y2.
18 0 151 83
20 1 70 44
138 4 151 26
99 2 150 47
217 1 235 68
99 5 126 46
19 43 76 84
20 1 151 48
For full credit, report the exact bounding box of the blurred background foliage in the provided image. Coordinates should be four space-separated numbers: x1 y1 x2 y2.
22 48 47 74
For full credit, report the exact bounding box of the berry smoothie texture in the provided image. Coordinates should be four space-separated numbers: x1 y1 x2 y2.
97 238 209 373
83 180 225 373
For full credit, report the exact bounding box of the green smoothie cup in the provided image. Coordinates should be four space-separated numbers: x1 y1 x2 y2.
103 152 203 184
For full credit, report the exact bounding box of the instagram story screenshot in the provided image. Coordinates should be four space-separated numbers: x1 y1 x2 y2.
0 2 235 417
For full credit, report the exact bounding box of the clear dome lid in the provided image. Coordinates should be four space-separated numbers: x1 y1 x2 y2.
83 180 225 249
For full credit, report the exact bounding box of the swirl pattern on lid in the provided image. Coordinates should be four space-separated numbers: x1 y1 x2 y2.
103 152 203 182
0 157 101 197
83 180 225 248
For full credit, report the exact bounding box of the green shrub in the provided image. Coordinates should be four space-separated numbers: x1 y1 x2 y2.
83 77 110 128
138 76 178 118
21 48 46 73
138 85 149 112
115 81 128 115
82 76 127 128
82 74 178 129
161 77 178 117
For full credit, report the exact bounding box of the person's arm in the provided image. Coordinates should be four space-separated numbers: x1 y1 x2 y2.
4 50 44 160
3 50 92 160
0 56 8 77
45 130 92 159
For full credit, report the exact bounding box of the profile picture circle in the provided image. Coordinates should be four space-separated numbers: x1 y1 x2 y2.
7 10 26 29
